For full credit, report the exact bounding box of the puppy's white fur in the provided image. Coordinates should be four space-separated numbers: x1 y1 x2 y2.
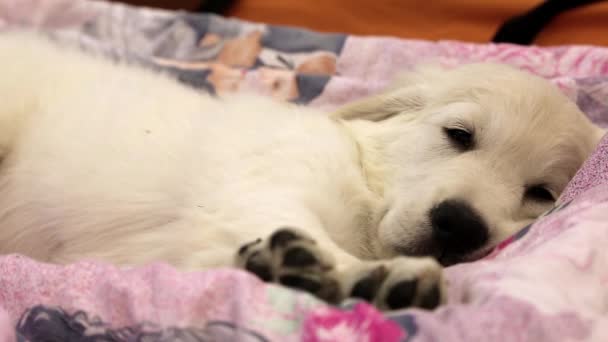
0 32 601 271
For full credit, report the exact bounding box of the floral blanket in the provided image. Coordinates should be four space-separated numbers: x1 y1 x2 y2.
1 0 608 341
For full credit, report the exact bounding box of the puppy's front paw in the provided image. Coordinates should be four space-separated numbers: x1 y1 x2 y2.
235 228 447 311
235 227 342 303
342 257 446 311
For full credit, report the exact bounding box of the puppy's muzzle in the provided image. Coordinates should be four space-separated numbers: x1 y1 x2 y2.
429 199 488 265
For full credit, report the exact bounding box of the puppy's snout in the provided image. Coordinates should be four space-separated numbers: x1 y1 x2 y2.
429 199 488 256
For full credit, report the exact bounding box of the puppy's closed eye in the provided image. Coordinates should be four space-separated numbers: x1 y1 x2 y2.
524 185 555 202
444 128 474 150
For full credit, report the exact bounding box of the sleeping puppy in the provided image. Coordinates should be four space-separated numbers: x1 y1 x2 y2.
0 32 602 311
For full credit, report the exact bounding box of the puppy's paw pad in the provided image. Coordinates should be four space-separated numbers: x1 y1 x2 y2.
235 227 340 302
282 246 319 267
385 279 417 309
235 227 310 271
350 265 389 302
279 274 322 292
236 236 272 281
244 250 273 282
269 227 333 272
270 228 305 250
380 258 446 311
346 257 446 311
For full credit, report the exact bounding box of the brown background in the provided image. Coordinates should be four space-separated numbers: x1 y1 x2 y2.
112 0 608 46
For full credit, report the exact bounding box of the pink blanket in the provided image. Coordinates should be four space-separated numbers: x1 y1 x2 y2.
1 0 608 341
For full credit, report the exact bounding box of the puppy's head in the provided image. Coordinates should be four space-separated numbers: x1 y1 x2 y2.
335 63 604 265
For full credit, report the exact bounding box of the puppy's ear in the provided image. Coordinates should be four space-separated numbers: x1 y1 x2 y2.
331 86 426 121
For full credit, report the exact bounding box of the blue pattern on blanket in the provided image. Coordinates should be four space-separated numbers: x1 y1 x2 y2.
16 305 269 342
70 9 347 104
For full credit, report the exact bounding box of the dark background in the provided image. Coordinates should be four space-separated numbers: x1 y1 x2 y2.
109 0 608 46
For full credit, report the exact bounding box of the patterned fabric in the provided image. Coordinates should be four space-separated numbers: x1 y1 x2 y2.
1 0 608 341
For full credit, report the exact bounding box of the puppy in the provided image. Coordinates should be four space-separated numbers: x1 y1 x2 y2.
0 32 602 311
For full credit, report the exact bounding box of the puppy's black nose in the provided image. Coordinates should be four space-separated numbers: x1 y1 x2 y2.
429 199 488 256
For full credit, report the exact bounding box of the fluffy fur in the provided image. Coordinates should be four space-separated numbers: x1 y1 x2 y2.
0 32 602 275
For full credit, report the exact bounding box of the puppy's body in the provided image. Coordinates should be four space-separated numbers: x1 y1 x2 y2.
0 33 374 269
0 32 601 309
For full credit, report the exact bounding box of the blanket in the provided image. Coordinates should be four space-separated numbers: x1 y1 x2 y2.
1 0 608 341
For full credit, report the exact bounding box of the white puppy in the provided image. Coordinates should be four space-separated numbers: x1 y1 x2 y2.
0 32 602 310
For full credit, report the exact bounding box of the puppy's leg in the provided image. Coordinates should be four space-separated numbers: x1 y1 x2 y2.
236 227 446 311
0 33 63 160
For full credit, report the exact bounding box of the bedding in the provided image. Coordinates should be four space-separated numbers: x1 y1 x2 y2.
1 0 608 341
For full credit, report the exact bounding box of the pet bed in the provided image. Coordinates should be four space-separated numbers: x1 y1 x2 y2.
1 0 608 340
